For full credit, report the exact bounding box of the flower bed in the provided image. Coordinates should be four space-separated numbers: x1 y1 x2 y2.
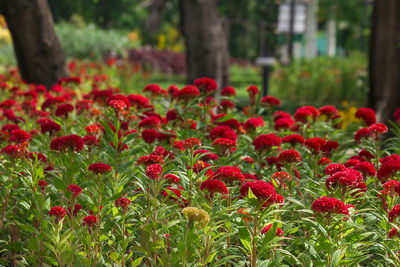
0 65 400 266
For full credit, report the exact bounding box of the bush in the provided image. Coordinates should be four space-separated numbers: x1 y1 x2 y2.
270 54 368 109
55 22 132 60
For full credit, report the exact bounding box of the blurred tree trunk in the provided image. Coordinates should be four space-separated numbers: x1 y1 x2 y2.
146 0 166 34
180 0 229 88
0 0 68 88
368 0 400 123
305 0 319 59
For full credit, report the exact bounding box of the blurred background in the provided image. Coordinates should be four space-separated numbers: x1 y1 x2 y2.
0 0 398 123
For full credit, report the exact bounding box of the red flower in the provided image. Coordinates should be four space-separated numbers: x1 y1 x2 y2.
49 206 67 223
50 135 84 152
55 103 74 117
39 119 61 134
139 116 161 129
319 157 332 165
260 224 284 237
9 129 31 144
38 180 48 194
388 227 400 238
193 160 214 178
221 86 236 96
67 184 82 198
244 117 265 132
321 140 339 156
240 180 283 206
383 180 400 197
359 149 375 161
88 163 112 174
311 197 349 216
162 185 184 200
83 136 100 147
194 77 217 93
146 164 163 180
354 127 371 143
282 134 305 146
163 173 180 183
137 154 164 166
278 149 301 164
1 144 26 158
273 111 292 121
173 85 200 101
143 84 162 95
294 107 314 123
368 123 388 137
274 118 294 131
305 137 326 155
193 149 218 161
246 85 259 105
355 107 376 126
253 133 281 151
209 126 237 141
389 205 400 222
108 100 127 112
82 215 97 227
325 168 363 190
183 138 201 150
200 179 229 196
319 105 339 119
142 129 158 143
128 94 150 109
260 96 281 107
272 171 291 183
212 138 237 155
377 159 400 181
214 166 245 184
325 163 347 175
115 197 131 212
353 162 376 177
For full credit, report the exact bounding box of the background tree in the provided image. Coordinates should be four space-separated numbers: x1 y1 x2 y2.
368 0 400 123
0 0 68 87
179 0 229 87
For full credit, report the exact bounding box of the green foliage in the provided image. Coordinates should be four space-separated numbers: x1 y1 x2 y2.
55 22 133 60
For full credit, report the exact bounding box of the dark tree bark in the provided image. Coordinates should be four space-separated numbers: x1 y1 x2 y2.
0 0 68 88
368 0 400 124
180 0 229 88
146 0 166 34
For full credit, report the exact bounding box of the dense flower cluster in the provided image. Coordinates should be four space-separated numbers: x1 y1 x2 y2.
311 197 349 216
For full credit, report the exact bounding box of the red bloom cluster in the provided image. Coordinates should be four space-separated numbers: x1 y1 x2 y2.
377 158 400 181
194 77 217 93
260 224 284 237
38 180 48 194
67 184 82 198
355 107 376 126
82 215 97 227
173 85 200 101
318 105 339 120
325 168 363 190
311 197 349 216
305 137 326 155
244 117 265 132
88 163 112 174
260 96 280 107
163 173 180 183
213 166 245 184
183 138 201 150
274 118 294 131
50 135 84 152
325 163 347 175
278 149 301 164
389 205 400 222
240 180 283 206
209 126 237 141
115 197 131 211
200 179 229 197
146 164 163 180
282 134 305 146
49 206 67 223
253 133 281 151
55 103 74 117
221 86 236 96
9 129 31 144
353 162 376 177
193 149 218 161
137 154 164 166
39 119 61 134
139 116 161 129
212 138 237 155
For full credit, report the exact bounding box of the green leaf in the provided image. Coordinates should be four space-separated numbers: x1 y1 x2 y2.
131 256 144 266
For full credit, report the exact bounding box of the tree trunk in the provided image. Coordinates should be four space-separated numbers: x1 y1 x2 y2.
326 5 336 56
180 0 229 88
146 0 166 34
0 0 68 88
305 0 319 59
368 0 400 124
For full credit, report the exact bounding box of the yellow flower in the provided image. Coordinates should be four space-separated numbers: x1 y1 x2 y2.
182 207 210 227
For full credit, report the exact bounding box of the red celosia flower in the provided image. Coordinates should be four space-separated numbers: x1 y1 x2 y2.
243 173 258 180
319 105 339 120
242 157 255 164
82 215 97 227
212 138 237 155
214 166 245 184
355 107 376 126
85 124 101 136
69 204 82 217
83 136 100 147
377 159 400 181
244 117 265 132
194 77 217 93
325 163 347 175
67 184 82 198
359 149 375 161
282 134 305 146
388 227 400 238
166 109 178 121
383 180 400 197
325 168 363 190
139 116 161 129
2 124 20 133
163 173 180 183
55 103 74 117
9 129 31 144
183 138 201 150
274 118 294 131
246 85 259 105
1 144 26 158
137 154 164 166
253 133 281 151
115 197 131 212
142 129 158 143
215 117 241 130
305 137 326 155
311 197 349 216
193 160 213 178
146 164 163 180
345 158 361 167
173 85 200 101
260 224 284 237
143 83 162 95
273 111 292 122
240 180 283 206
294 107 313 123
353 162 376 177
128 94 150 110
200 179 229 197
50 135 84 152
39 119 61 134
271 171 291 183
321 140 339 156
381 154 400 164
49 206 67 223
108 100 127 112
368 123 388 138
75 99 94 114
319 157 332 165
41 96 66 110
38 180 48 194
261 96 281 107
389 205 400 222
221 86 236 96
278 149 301 164
354 128 371 143
162 185 184 200
219 100 235 111
209 126 237 141
193 149 218 161
88 163 112 174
